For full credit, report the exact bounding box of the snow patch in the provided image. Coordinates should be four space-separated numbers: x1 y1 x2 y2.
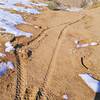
0 9 32 37
79 73 100 93
0 53 6 57
0 62 8 77
66 7 83 12
0 0 47 78
5 41 15 52
0 0 42 14
7 61 14 69
32 2 48 7
0 0 48 7
0 4 41 14
0 0 47 37
0 61 14 77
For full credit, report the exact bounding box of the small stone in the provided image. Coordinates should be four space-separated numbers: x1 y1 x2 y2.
34 25 39 29
63 94 68 100
74 40 79 44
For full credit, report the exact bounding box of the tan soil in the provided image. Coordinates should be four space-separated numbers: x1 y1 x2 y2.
0 1 100 100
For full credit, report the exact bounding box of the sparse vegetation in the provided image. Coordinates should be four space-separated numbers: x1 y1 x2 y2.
47 0 60 10
91 1 100 8
1 0 100 100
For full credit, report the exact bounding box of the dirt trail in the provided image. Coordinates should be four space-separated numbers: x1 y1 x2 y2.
1 1 100 99
42 15 86 88
22 8 100 100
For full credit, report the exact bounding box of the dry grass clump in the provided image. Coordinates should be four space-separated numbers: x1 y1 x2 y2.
47 0 60 10
91 2 100 8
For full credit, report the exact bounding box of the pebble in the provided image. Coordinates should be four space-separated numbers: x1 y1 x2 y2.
63 94 68 100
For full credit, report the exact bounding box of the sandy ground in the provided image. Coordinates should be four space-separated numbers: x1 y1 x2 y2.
0 1 100 100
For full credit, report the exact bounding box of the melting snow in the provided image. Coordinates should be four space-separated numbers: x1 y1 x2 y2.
66 7 83 12
0 9 24 24
0 0 47 77
0 62 8 77
0 0 47 14
0 0 48 7
0 0 47 37
0 61 14 77
7 61 14 69
32 2 48 7
0 53 6 57
0 4 41 14
79 73 100 93
0 9 32 37
5 41 15 52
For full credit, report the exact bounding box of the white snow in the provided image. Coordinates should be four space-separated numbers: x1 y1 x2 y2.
0 4 41 14
90 42 98 46
0 0 47 37
5 41 15 52
7 61 14 69
0 9 24 25
0 0 47 14
77 43 89 48
0 0 48 7
0 53 6 57
0 0 47 77
79 73 100 93
0 62 8 77
66 7 83 12
0 61 14 77
76 42 98 48
0 9 32 37
32 2 48 7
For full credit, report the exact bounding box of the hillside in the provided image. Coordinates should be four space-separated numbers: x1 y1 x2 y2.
0 0 100 100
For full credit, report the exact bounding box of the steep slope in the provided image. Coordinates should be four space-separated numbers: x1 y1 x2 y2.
21 5 100 100
0 0 100 100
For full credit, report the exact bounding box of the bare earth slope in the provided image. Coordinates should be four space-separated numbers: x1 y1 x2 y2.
19 8 100 100
1 1 100 100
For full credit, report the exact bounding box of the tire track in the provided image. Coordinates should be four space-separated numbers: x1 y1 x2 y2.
41 15 86 92
14 15 86 100
14 47 28 100
13 27 50 100
13 27 49 100
14 49 22 100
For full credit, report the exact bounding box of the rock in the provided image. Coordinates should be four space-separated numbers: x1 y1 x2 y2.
63 94 68 100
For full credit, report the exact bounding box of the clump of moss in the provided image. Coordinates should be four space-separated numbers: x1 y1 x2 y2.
9 10 17 13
